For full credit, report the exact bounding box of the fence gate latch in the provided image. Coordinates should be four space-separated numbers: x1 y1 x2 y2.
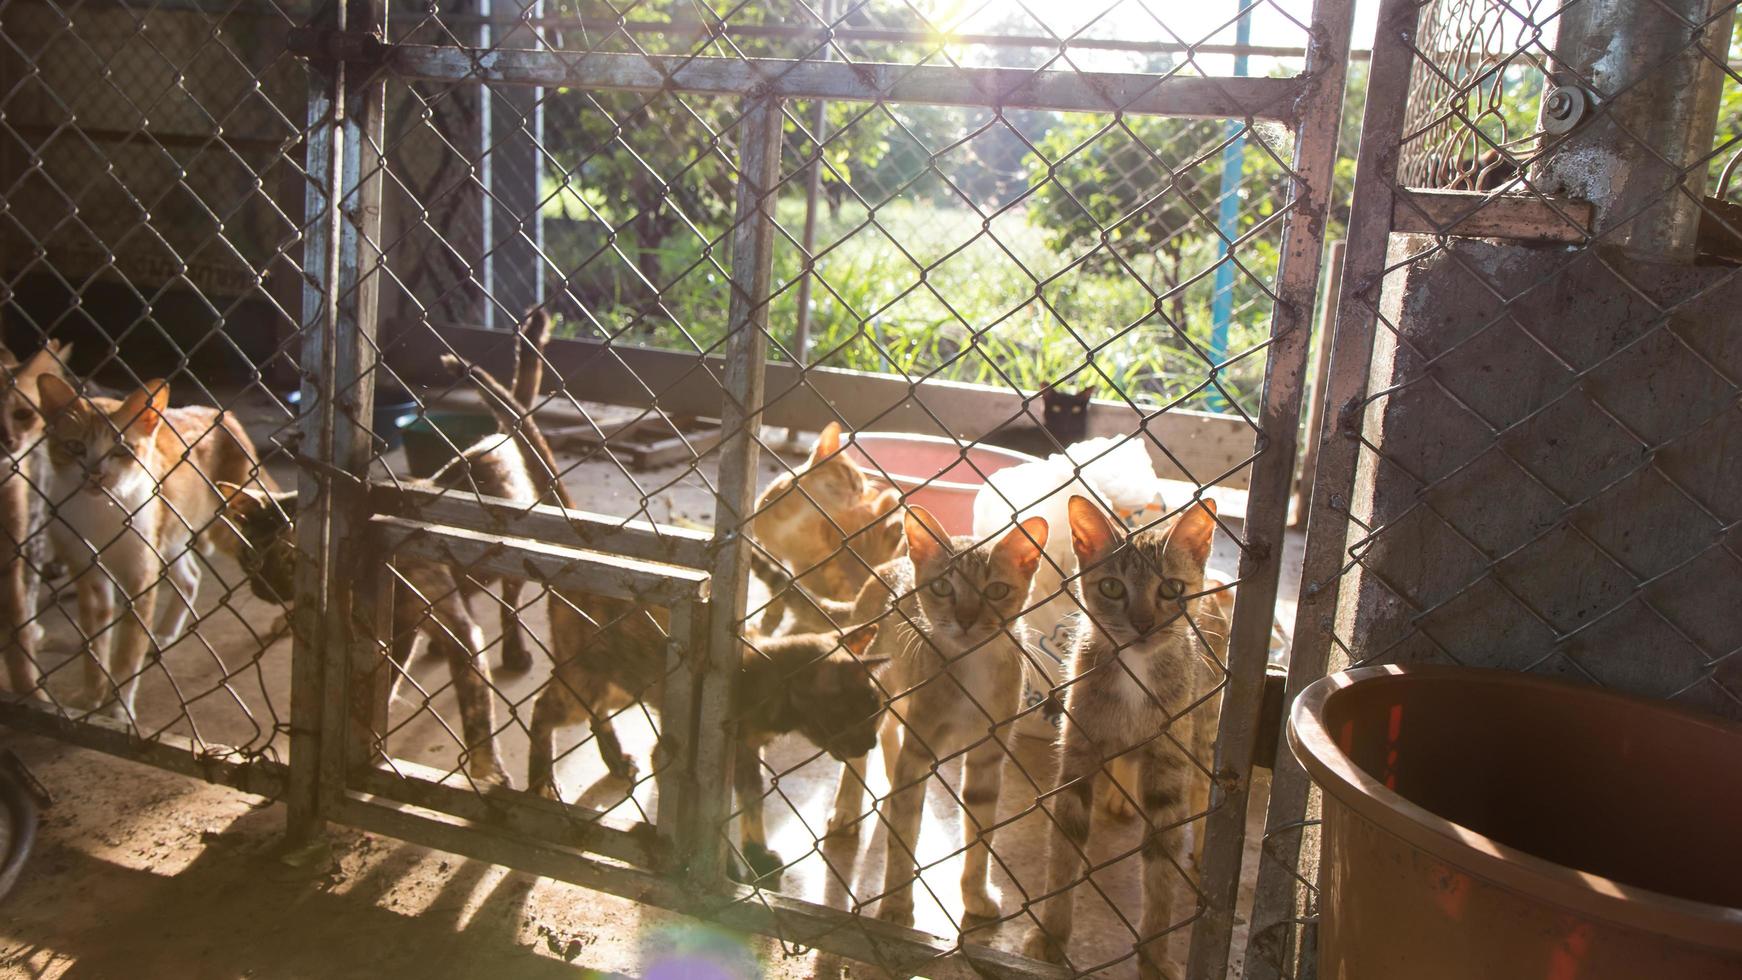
287 26 388 64
1250 665 1290 770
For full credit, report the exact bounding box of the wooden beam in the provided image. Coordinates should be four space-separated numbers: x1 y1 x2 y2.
0 699 288 799
376 44 1305 121
353 760 666 870
1392 188 1592 243
334 796 1070 980
369 515 711 604
393 324 1260 491
369 483 711 569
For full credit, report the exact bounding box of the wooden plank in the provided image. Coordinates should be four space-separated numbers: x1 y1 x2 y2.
369 515 711 604
0 698 288 799
376 44 1305 121
396 324 1260 490
369 483 712 568
1392 188 1592 243
333 796 1069 980
354 760 666 870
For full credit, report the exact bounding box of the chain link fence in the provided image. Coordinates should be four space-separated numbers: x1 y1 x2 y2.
0 0 1597 976
0 0 312 796
1246 1 1742 977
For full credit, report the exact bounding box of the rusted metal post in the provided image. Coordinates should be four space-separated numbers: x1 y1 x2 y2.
789 0 832 371
1184 0 1356 975
286 0 387 842
1291 239 1344 527
1241 3 1417 974
1535 0 1735 262
674 94 782 886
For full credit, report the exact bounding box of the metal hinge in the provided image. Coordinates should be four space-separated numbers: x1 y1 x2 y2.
287 26 389 64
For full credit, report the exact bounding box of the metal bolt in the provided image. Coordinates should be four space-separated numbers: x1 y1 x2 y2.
1540 84 1588 135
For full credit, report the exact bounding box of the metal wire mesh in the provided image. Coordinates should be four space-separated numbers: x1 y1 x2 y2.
0 0 313 795
1 0 1354 976
1245 1 1742 976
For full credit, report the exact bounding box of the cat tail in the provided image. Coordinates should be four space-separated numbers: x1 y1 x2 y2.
440 355 577 512
510 307 552 412
746 547 857 634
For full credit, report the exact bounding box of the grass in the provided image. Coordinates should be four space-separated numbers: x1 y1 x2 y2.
545 197 1278 414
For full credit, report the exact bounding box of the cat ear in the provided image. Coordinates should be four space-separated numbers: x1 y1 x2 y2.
992 515 1049 578
217 481 263 519
1172 498 1218 567
1068 495 1120 567
35 374 78 418
22 342 64 377
903 506 950 566
839 623 880 660
809 421 842 464
120 380 170 436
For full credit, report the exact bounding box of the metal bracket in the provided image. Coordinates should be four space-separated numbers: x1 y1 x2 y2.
1250 666 1290 770
287 26 389 64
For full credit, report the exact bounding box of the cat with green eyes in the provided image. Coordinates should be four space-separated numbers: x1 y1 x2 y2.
1022 494 1221 980
823 505 1048 927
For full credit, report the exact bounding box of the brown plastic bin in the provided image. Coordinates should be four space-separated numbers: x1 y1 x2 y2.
1289 665 1742 979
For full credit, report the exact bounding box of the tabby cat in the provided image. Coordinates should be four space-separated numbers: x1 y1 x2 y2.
221 311 553 783
1021 495 1220 980
37 374 277 716
439 360 892 879
0 340 71 696
749 421 903 631
825 506 1048 925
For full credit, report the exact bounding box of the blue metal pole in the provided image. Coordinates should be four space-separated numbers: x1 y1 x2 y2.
1207 3 1251 411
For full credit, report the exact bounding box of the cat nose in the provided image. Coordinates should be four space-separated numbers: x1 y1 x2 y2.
1131 611 1155 633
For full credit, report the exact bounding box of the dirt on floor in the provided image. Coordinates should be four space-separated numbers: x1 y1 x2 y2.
0 733 838 980
0 733 1271 980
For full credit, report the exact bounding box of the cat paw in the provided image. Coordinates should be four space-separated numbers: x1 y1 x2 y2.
1100 786 1138 822
498 634 533 675
961 885 1001 922
823 809 863 839
467 754 513 788
605 758 641 784
528 776 562 802
740 841 785 883
1021 928 1067 964
1136 950 1181 980
875 895 913 926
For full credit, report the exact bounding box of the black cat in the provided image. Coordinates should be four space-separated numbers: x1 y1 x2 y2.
982 384 1094 458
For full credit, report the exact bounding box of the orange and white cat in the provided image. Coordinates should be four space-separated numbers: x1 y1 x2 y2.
0 340 72 697
37 375 275 716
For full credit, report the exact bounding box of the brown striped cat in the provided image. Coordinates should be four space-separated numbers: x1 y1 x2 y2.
37 374 276 717
824 506 1048 925
1022 495 1220 980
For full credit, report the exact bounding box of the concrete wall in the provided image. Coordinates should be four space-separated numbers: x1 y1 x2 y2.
1336 236 1742 717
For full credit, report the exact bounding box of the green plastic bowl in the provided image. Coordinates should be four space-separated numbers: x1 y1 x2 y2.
396 411 501 478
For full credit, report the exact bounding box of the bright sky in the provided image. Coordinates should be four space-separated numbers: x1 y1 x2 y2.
944 0 1382 74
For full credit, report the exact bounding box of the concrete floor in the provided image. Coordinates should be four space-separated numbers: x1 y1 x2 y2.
7 395 1299 978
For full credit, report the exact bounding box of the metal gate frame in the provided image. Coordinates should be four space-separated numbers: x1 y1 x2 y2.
278 1 1360 976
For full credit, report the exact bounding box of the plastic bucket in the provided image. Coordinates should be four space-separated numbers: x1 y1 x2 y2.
844 432 1036 535
1290 665 1742 979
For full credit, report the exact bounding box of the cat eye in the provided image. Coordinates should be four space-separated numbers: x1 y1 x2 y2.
983 582 1012 600
1097 578 1126 600
61 439 84 457
10 409 31 422
928 579 954 597
1160 578 1187 599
